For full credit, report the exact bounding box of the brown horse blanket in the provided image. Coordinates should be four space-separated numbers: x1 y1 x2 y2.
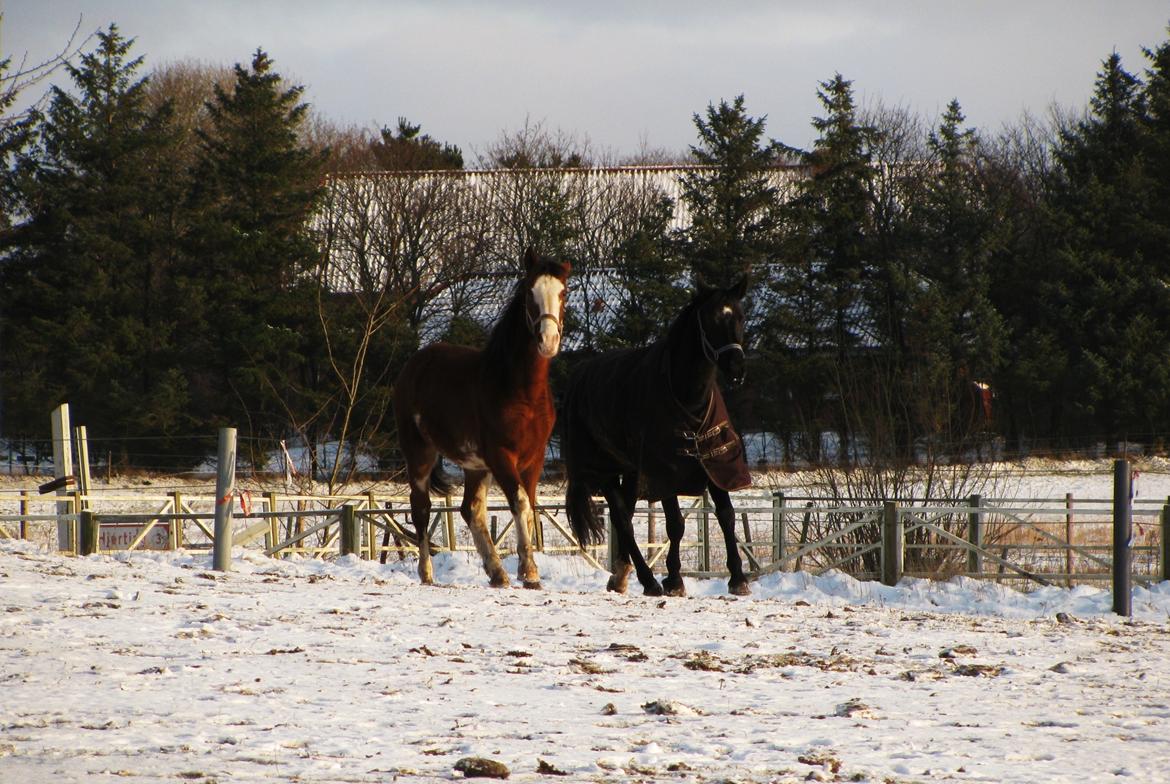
675 387 751 492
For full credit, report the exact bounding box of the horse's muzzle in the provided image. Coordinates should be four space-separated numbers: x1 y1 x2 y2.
720 352 746 387
537 327 561 358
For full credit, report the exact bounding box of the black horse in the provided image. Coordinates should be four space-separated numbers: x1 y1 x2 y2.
561 276 752 596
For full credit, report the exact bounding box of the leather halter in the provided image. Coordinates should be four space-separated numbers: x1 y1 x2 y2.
526 296 563 337
698 313 744 363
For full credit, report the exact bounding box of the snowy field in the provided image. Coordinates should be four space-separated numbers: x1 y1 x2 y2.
3 528 1170 783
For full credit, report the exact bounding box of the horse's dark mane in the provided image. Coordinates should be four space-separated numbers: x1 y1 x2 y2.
481 276 530 371
663 285 714 348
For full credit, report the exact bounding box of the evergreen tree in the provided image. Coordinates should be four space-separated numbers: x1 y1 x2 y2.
596 192 688 350
370 117 463 170
1140 28 1170 281
182 49 327 447
1 25 190 459
898 100 1005 457
769 74 879 461
1047 51 1169 444
678 95 781 286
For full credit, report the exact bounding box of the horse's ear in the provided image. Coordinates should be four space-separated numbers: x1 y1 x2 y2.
523 246 538 273
728 274 749 300
692 271 712 294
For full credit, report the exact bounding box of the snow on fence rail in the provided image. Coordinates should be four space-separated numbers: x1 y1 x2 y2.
3 461 1167 605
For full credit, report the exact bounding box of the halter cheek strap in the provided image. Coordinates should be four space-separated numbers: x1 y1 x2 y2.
526 307 562 337
698 316 743 363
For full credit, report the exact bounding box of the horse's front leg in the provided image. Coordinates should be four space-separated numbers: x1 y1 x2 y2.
488 455 542 589
710 485 751 596
461 470 509 587
660 495 687 597
602 476 661 596
517 462 546 590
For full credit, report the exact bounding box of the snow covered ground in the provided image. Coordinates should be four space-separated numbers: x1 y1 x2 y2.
3 535 1170 783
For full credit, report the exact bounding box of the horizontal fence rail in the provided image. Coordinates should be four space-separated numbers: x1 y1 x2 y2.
3 480 1167 601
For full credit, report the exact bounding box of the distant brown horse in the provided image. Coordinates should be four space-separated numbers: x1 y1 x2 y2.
393 248 570 588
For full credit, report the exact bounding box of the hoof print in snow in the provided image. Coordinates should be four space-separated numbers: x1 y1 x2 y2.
454 756 510 779
835 698 878 719
938 644 978 659
951 663 1004 677
642 699 699 716
681 650 725 672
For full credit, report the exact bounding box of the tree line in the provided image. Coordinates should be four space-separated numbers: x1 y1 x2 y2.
2 23 1169 475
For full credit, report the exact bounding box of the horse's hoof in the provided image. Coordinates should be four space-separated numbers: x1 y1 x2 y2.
643 582 664 597
728 581 751 596
606 575 628 594
663 579 686 597
489 573 511 588
522 580 543 590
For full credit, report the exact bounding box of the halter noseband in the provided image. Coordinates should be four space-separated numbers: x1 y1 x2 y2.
698 313 744 363
526 298 563 337
527 311 562 335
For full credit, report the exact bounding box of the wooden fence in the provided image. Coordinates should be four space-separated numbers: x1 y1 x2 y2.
3 468 1167 601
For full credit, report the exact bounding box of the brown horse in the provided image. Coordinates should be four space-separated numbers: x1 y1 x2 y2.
392 248 570 588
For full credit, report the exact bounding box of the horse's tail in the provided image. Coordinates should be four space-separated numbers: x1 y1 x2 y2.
428 459 454 497
566 475 605 546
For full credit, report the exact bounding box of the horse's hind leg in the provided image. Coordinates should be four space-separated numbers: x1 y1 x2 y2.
660 495 687 597
602 476 661 596
461 471 509 587
711 485 751 596
400 430 437 584
408 471 434 584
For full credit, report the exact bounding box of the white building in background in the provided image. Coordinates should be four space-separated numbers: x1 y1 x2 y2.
316 165 804 343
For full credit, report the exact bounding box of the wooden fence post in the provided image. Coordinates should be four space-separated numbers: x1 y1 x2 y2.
1112 459 1132 617
967 494 982 577
169 491 183 550
19 490 30 540
265 491 279 553
50 403 73 551
881 501 902 587
1162 497 1170 584
444 493 456 552
772 492 786 569
74 425 92 510
339 504 359 557
606 507 618 575
700 491 711 573
1065 492 1074 588
212 427 237 573
366 491 378 561
534 495 545 551
79 510 99 556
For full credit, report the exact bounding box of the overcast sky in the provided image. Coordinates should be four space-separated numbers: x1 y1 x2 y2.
4 1 1169 160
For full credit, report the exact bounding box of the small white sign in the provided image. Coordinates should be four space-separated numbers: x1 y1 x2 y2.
99 524 170 551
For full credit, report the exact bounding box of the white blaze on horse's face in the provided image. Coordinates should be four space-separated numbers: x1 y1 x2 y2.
531 274 565 358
